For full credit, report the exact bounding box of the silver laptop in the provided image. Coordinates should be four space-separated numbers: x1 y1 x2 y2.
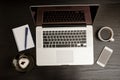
35 5 94 66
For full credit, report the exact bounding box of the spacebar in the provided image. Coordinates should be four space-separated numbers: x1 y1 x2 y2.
56 45 70 47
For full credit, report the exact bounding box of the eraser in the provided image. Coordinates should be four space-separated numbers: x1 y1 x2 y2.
12 24 35 52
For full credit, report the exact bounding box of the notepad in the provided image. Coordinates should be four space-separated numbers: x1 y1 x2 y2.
12 24 35 52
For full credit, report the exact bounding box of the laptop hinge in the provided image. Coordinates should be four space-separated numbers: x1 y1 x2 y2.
42 24 86 27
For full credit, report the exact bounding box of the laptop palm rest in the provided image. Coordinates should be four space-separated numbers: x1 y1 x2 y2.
56 50 73 64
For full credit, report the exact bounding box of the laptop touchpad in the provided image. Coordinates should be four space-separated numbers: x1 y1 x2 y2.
56 50 73 64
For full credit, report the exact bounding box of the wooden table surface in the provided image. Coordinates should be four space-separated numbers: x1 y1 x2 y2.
0 1 120 80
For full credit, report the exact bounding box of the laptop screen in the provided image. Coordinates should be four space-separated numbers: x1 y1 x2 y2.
30 5 99 26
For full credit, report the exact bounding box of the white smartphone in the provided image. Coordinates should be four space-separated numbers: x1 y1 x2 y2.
97 46 113 67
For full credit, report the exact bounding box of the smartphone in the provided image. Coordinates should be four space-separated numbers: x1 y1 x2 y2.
97 46 113 67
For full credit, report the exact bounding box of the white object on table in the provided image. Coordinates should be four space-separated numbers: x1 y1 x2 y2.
12 24 35 52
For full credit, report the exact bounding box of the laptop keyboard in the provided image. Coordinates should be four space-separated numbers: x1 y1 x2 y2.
43 11 85 22
43 30 87 48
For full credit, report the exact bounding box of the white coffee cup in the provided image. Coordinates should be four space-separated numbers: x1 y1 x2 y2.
98 27 114 42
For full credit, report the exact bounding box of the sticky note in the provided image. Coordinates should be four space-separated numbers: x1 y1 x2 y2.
12 24 35 52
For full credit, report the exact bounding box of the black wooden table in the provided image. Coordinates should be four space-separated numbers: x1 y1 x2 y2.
1 1 120 80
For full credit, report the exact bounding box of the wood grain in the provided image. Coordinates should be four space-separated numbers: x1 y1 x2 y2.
1 2 120 80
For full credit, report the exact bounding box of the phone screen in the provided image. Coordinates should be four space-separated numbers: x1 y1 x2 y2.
97 46 113 67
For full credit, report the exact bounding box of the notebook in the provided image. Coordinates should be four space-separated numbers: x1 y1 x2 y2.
35 5 94 66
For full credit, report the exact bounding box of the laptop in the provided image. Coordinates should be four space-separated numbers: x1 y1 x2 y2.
35 5 94 66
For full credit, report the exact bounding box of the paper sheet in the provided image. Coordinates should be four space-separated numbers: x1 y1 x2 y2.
12 24 35 52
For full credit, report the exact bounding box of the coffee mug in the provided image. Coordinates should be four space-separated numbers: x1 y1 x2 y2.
98 27 114 42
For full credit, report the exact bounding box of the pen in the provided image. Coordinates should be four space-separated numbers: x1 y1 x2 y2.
24 27 28 50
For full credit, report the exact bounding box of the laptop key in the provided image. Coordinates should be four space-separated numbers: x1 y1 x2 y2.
56 45 70 47
44 42 49 44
